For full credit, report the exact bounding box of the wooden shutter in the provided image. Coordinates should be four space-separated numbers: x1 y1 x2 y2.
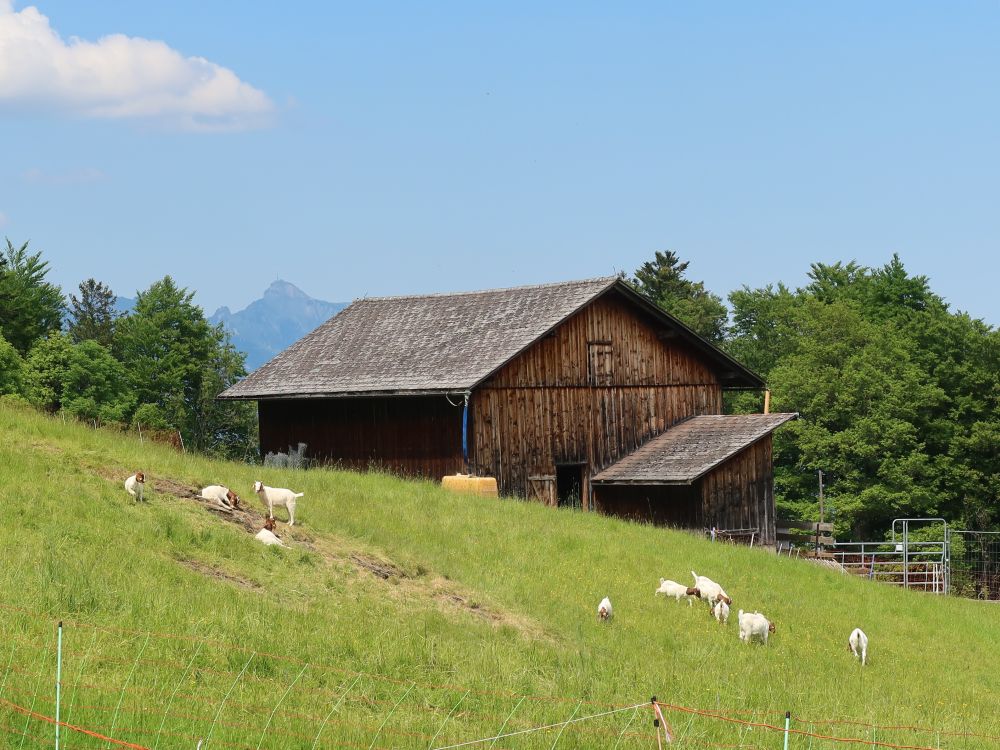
587 341 613 385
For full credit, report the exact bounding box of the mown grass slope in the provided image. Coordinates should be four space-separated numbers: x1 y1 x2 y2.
1 398 998 750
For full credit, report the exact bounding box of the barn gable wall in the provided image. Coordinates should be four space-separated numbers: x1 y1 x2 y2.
471 292 723 500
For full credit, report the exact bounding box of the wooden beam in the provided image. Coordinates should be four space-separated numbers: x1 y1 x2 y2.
775 534 835 546
779 520 833 532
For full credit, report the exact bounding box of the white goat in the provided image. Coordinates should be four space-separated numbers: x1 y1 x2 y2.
597 596 613 622
124 472 145 502
200 485 240 510
691 571 732 607
848 628 868 665
738 610 774 644
713 599 730 624
253 481 302 526
655 579 701 606
255 517 286 547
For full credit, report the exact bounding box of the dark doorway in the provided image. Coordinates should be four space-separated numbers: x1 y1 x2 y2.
556 464 585 509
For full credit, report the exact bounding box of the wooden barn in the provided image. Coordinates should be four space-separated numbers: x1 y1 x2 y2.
219 277 795 543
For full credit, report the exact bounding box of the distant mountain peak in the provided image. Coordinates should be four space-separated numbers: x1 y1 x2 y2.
264 279 310 299
209 282 346 370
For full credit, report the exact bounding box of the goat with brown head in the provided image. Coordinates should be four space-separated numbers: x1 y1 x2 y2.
597 596 613 622
124 471 146 501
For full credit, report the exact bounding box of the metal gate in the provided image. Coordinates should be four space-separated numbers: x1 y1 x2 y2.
828 518 949 594
826 519 1000 599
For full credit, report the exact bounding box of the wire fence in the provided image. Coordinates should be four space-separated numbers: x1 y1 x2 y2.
2 603 999 749
948 530 1000 600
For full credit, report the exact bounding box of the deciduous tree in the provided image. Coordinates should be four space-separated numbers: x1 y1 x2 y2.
727 256 1000 536
114 276 255 459
0 333 24 396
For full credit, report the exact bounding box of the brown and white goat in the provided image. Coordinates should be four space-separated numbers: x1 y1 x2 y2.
200 485 241 510
124 471 145 501
655 579 701 606
255 516 286 547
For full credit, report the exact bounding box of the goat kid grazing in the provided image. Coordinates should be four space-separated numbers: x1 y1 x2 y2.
253 481 302 526
597 597 613 622
738 610 775 644
691 571 732 607
849 628 869 666
713 599 730 624
124 472 145 502
200 485 240 510
655 579 700 606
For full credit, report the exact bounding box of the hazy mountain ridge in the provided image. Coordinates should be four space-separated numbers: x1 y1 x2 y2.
209 280 346 369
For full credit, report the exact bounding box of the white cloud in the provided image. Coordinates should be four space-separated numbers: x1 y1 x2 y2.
0 3 274 131
23 166 107 184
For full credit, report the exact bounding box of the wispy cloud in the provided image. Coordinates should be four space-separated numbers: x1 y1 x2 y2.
0 210 8 228
0 2 274 131
22 167 107 185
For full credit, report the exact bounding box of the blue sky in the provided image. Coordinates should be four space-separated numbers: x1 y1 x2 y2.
1 2 998 322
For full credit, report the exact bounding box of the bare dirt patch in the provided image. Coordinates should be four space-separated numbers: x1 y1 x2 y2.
119 472 268 535
342 548 550 638
176 557 262 590
350 553 407 580
435 590 503 623
29 440 63 456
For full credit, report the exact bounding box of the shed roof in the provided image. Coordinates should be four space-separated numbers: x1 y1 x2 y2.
591 413 797 485
219 277 764 400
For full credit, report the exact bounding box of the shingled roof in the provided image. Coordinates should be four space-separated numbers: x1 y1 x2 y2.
219 277 764 400
592 413 797 485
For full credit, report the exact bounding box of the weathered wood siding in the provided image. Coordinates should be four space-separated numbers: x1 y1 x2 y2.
699 436 775 544
471 292 723 500
258 396 463 478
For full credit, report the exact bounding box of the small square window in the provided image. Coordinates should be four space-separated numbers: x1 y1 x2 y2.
587 341 613 385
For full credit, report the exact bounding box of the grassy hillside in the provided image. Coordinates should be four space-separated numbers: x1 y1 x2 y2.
1 398 998 750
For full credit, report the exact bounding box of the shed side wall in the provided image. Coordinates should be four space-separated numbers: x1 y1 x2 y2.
698 435 775 544
258 397 464 478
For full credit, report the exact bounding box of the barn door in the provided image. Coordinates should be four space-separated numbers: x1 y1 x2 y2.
527 476 556 507
556 464 586 510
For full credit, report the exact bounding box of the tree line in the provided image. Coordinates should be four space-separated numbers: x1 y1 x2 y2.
0 239 256 460
2 238 996 536
630 251 1000 538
